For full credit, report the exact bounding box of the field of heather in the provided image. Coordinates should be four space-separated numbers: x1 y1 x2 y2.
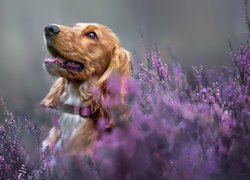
0 1 249 180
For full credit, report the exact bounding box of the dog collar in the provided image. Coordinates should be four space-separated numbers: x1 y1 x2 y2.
52 104 92 118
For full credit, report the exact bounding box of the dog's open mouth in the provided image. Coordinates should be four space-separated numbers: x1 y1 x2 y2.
44 44 84 72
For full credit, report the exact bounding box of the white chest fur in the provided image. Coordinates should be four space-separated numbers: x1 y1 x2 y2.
57 83 86 148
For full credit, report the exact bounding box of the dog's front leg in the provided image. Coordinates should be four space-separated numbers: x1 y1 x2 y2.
42 127 61 150
41 78 66 108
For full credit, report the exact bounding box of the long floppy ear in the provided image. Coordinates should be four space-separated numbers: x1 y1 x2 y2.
94 46 132 127
97 46 132 89
41 77 66 108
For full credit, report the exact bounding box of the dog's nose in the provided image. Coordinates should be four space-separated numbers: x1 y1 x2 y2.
44 24 60 37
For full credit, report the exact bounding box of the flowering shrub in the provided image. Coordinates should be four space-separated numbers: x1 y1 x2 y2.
92 39 250 179
1 4 250 180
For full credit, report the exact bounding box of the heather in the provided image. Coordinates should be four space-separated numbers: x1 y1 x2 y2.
1 7 250 180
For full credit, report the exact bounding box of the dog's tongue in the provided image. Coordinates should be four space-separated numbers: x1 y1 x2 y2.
44 57 66 64
44 57 82 70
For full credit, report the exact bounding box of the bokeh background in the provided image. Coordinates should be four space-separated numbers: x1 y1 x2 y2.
0 0 247 124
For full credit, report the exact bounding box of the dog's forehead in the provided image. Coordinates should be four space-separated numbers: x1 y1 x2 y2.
73 23 117 41
73 23 105 30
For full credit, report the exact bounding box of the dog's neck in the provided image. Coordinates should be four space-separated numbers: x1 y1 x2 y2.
56 81 86 149
63 81 81 105
51 78 100 152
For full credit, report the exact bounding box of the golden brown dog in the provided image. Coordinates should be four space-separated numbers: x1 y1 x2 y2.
41 23 132 155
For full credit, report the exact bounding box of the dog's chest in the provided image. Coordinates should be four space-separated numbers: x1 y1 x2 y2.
57 85 86 148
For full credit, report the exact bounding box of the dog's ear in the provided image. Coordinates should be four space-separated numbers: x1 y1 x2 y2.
97 46 132 89
41 77 66 108
79 46 132 125
93 46 132 127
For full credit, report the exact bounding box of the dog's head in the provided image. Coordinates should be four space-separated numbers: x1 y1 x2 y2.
44 23 131 83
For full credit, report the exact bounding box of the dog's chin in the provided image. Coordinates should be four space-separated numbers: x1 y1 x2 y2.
43 62 64 77
43 60 89 81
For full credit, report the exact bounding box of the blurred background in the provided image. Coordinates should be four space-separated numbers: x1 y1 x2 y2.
0 0 247 125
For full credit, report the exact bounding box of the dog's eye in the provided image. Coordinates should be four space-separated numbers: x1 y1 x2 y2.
86 31 98 39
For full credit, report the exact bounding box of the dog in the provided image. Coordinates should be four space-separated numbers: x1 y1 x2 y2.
41 23 132 155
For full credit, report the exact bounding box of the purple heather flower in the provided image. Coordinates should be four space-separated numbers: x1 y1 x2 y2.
106 73 121 96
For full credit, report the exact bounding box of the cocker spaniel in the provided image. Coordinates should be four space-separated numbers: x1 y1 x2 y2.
41 23 132 155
